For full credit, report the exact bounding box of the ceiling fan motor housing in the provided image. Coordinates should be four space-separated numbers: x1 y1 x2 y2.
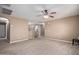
42 9 48 15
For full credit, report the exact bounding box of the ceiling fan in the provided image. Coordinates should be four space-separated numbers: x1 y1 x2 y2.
37 9 56 19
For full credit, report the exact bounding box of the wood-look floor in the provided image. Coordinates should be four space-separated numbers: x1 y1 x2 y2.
0 38 79 55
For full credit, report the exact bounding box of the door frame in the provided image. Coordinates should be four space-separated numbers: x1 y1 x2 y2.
28 22 45 39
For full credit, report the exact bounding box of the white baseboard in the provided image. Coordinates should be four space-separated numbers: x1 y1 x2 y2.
10 39 29 43
45 37 72 44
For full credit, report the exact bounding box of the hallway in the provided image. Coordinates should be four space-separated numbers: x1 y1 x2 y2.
0 38 79 55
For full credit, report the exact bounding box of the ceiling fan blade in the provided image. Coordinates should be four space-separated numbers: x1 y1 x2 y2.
50 12 56 14
49 16 54 18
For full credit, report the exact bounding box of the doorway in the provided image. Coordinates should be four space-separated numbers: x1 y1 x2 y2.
29 23 45 39
0 17 10 42
0 22 6 38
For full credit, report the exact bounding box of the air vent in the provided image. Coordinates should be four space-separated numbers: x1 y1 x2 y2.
2 8 12 15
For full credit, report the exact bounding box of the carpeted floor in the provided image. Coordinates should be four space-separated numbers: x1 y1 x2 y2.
0 38 79 55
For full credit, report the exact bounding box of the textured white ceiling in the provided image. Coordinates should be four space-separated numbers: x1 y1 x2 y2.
2 4 79 23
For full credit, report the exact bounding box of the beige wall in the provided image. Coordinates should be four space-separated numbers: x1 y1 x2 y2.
45 15 79 41
0 14 28 43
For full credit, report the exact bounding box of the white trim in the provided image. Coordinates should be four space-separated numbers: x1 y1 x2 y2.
10 39 29 43
45 37 72 44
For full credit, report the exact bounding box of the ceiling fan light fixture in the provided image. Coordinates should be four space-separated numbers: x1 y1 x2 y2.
43 15 49 18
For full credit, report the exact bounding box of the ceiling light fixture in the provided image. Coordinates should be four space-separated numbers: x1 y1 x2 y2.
43 15 49 19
